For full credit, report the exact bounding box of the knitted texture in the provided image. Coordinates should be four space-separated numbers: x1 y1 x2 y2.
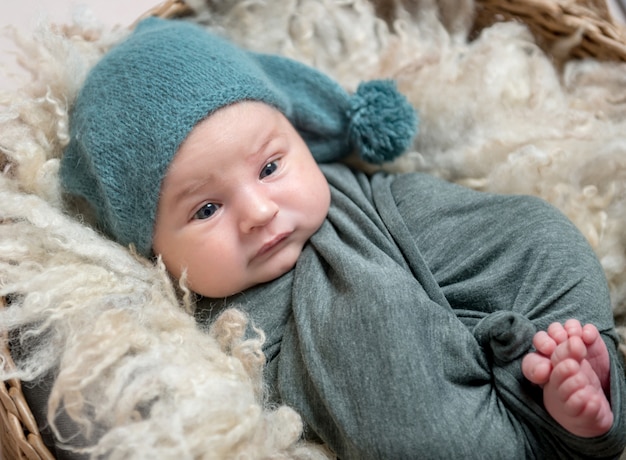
348 80 419 164
61 17 418 256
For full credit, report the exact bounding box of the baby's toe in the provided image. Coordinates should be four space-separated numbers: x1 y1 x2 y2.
532 330 557 356
551 336 587 367
547 322 569 344
522 352 552 385
564 319 583 338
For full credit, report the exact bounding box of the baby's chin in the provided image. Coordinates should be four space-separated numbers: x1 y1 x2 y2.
192 263 299 299
252 260 299 288
253 241 303 282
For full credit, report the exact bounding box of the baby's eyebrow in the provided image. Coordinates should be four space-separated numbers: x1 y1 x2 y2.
253 137 273 159
247 127 279 162
171 176 215 203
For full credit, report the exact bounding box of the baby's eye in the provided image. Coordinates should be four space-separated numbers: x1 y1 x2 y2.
260 161 278 179
194 203 220 220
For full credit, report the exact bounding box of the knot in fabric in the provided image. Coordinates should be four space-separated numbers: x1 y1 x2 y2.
473 311 536 366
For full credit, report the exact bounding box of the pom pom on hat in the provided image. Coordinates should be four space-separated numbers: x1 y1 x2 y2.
348 80 419 164
61 17 419 256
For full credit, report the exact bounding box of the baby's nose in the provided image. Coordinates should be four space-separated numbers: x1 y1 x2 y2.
239 190 279 233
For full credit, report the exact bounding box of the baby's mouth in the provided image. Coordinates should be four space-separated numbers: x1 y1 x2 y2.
255 232 291 259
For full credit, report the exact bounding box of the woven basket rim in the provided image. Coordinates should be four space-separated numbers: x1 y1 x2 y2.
1 297 55 460
473 0 626 61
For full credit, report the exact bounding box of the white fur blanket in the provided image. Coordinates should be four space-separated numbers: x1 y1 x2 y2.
1 0 626 457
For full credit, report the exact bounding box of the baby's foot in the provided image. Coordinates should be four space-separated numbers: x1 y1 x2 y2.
521 319 613 437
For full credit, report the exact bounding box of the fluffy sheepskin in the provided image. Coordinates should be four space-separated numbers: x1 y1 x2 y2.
1 0 626 457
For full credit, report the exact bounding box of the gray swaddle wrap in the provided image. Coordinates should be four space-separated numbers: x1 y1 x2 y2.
199 163 626 459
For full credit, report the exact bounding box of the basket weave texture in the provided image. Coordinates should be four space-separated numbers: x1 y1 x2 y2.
474 0 626 61
1 0 625 458
0 298 55 460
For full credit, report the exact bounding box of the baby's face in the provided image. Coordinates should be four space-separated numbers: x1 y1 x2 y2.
153 102 331 298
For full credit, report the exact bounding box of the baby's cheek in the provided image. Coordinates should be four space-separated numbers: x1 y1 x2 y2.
186 250 246 298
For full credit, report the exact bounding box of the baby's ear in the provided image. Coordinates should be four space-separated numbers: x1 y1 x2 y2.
254 53 418 164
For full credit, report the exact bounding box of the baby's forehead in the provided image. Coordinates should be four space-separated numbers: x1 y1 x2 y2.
164 102 288 180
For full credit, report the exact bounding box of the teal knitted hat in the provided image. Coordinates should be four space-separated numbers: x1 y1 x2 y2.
61 17 418 256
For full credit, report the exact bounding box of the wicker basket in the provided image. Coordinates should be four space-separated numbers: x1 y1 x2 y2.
1 0 626 458
0 298 54 460
473 0 626 61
